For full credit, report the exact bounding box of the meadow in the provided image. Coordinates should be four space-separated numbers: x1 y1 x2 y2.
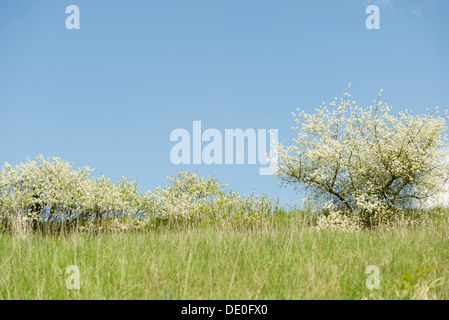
1 209 449 300
2 150 449 300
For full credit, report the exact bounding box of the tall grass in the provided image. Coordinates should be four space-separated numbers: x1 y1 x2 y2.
1 210 449 300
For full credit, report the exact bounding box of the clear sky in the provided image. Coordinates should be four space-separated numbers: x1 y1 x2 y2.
1 0 448 208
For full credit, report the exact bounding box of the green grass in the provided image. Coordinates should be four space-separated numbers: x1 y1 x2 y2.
1 211 449 299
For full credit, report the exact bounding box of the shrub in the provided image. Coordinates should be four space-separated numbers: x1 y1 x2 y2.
0 156 279 232
0 156 144 228
144 171 279 227
314 210 361 232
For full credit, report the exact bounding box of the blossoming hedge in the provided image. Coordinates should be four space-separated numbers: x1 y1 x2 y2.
0 156 279 231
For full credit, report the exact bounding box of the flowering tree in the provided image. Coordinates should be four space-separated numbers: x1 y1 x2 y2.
0 156 279 232
0 156 142 225
275 86 449 225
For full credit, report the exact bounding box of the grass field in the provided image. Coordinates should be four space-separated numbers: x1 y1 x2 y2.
1 210 449 300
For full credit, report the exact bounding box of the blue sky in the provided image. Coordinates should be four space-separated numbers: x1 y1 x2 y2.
1 0 448 207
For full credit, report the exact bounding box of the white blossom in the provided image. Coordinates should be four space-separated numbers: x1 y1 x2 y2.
274 86 449 226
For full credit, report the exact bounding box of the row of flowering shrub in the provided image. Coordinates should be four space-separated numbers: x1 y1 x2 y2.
0 156 279 231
